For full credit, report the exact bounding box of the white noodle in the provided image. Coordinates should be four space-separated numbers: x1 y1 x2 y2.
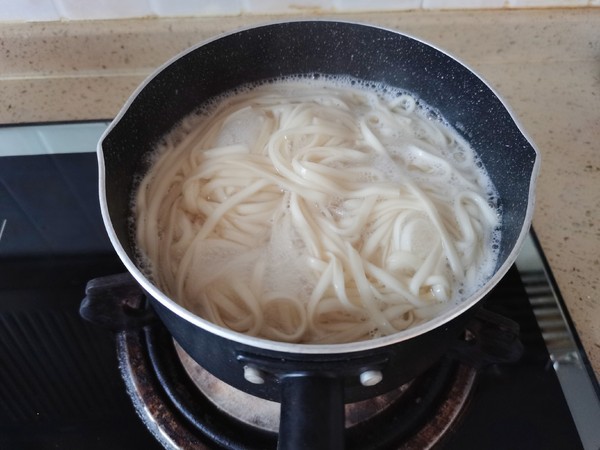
134 78 500 344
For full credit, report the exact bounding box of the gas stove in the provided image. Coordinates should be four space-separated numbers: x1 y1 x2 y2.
1 122 599 449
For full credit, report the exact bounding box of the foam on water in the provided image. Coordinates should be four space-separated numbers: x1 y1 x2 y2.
131 74 503 333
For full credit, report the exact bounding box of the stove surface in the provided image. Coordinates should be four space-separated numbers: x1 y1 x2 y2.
0 122 598 449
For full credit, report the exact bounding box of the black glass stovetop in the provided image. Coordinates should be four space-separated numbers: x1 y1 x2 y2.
0 122 598 450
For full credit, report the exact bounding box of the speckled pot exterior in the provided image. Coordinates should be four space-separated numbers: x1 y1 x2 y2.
98 18 538 423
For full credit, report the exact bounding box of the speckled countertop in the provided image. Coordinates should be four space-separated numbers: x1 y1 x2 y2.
1 9 599 378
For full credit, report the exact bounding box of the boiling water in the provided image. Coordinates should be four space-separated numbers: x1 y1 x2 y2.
132 75 501 343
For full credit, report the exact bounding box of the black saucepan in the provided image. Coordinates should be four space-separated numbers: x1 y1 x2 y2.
96 21 539 449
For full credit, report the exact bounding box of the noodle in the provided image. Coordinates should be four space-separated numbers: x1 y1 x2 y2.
134 77 501 344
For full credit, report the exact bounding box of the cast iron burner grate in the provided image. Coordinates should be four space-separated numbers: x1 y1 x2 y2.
81 269 524 450
117 321 478 450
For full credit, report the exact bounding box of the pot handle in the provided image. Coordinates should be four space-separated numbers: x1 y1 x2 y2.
278 373 345 450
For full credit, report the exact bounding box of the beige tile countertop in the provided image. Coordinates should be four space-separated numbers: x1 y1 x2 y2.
1 9 599 378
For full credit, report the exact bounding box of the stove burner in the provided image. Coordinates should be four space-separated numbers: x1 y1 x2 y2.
117 322 477 450
175 342 413 433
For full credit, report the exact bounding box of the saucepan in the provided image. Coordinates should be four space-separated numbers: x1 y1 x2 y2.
94 21 539 449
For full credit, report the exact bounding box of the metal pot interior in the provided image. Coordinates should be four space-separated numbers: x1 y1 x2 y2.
98 20 539 354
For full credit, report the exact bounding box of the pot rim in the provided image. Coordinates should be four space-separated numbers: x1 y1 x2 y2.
97 19 540 355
